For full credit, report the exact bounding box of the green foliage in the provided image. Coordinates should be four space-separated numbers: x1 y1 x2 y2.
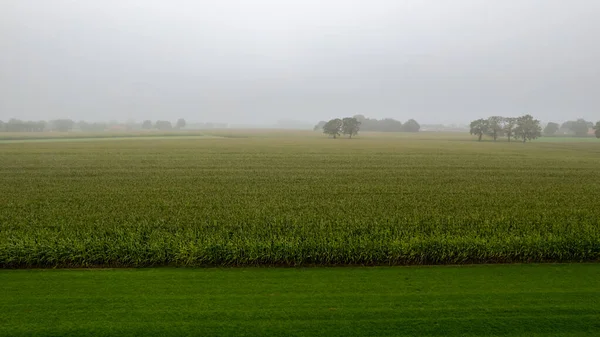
1 134 600 267
350 115 420 133
544 122 560 136
469 119 489 141
562 119 591 137
142 120 153 130
313 120 327 131
323 118 342 138
341 117 361 138
503 117 517 142
50 119 75 132
487 116 504 141
2 119 47 132
155 120 173 131
514 115 542 142
402 119 421 132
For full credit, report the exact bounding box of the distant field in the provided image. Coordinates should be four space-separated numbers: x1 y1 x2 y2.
1 131 599 267
1 264 599 336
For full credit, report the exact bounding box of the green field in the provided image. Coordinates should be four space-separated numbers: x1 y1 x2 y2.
1 131 599 267
1 264 599 336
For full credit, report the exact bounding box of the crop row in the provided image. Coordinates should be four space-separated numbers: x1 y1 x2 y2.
1 135 599 267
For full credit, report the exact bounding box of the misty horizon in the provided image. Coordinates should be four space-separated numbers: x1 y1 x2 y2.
2 0 600 125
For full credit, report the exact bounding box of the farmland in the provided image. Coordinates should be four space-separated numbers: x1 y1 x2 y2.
2 264 599 337
1 131 599 267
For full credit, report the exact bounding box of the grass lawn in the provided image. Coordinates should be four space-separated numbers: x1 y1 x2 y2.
1 264 599 336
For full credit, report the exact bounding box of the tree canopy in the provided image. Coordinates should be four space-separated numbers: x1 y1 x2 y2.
155 120 173 131
594 121 600 138
341 117 361 138
487 116 504 141
470 119 489 141
402 119 421 133
323 119 343 138
543 122 560 136
562 119 592 137
514 115 542 142
503 117 517 142
51 119 75 132
313 121 327 131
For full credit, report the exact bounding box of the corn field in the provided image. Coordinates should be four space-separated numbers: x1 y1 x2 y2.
1 133 599 267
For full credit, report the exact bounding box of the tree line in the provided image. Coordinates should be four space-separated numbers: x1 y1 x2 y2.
314 117 361 139
544 119 597 137
470 116 600 142
0 118 188 132
470 115 543 142
314 115 420 136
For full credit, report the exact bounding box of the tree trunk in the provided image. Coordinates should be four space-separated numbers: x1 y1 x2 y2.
508 135 511 142
333 134 336 139
493 132 497 142
523 135 526 143
478 133 482 142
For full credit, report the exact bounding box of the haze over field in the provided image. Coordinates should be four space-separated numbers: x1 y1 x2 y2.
2 0 600 125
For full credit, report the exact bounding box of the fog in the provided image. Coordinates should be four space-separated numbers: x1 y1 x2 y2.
2 0 599 125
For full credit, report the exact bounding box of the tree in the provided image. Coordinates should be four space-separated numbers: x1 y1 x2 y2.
142 120 153 130
323 118 342 139
487 116 504 141
379 118 403 132
341 117 361 138
313 121 327 131
514 115 542 143
569 119 591 137
503 117 517 142
0 120 4 132
543 122 560 136
155 120 173 131
470 119 489 141
176 118 186 129
402 119 421 132
51 119 75 132
594 121 600 138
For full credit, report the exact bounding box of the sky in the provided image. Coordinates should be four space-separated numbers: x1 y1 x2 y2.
1 0 599 125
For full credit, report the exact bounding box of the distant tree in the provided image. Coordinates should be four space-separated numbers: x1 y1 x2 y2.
350 115 404 132
543 122 560 136
176 118 186 129
341 117 361 138
514 115 542 142
323 118 342 138
594 121 600 138
313 120 327 131
51 119 75 132
353 115 366 123
470 119 489 142
155 120 173 131
0 120 4 132
5 119 23 132
503 117 517 142
402 119 421 132
34 121 46 132
142 120 153 130
379 118 403 132
487 116 504 141
568 119 591 137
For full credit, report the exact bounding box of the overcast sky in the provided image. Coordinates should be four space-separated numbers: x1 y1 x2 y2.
1 0 599 125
